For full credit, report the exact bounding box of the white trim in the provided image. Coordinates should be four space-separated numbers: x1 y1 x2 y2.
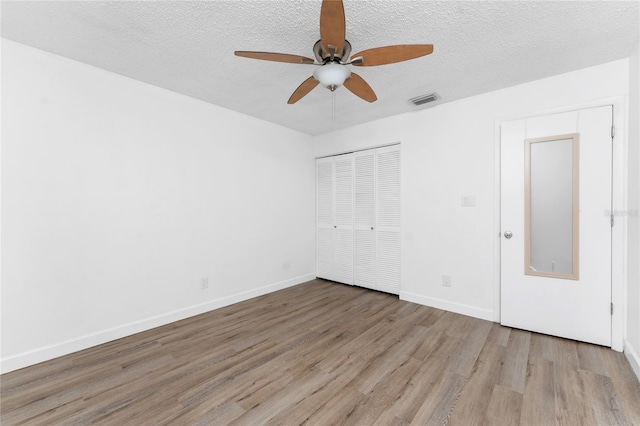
611 99 628 352
400 291 494 322
624 339 640 381
315 141 401 159
0 273 315 374
493 119 502 323
493 96 627 351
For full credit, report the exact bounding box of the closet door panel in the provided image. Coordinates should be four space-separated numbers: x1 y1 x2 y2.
354 150 376 289
334 229 354 284
316 158 334 280
376 230 401 293
355 152 375 226
316 228 334 280
354 230 375 288
377 147 401 228
376 146 401 294
333 154 354 284
334 154 354 227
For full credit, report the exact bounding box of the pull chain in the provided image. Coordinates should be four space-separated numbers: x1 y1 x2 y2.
332 91 336 128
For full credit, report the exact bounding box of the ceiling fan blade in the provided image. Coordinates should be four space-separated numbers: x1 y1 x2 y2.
320 0 345 56
351 44 434 66
343 72 377 103
288 76 320 104
235 51 315 65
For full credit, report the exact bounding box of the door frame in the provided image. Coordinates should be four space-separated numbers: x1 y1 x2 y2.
493 96 628 351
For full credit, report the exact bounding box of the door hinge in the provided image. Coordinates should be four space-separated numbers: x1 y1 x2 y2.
611 303 614 315
611 125 616 139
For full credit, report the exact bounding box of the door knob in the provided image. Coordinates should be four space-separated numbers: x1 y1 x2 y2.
504 231 513 239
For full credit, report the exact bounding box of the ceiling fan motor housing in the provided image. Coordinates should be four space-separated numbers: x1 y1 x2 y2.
313 39 352 63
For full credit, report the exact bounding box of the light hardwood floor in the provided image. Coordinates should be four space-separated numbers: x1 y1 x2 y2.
2 279 639 425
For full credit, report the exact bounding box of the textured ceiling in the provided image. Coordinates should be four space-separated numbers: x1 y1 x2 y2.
2 1 639 135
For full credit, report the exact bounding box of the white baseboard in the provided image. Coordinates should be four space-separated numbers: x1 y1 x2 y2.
400 291 494 322
624 339 640 381
0 273 315 374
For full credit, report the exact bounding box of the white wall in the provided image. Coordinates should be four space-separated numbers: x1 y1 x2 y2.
626 41 640 378
1 40 316 373
314 59 629 323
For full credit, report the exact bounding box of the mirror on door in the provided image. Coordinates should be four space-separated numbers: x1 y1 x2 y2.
524 133 580 280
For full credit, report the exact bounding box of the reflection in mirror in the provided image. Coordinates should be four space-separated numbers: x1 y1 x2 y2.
525 134 579 280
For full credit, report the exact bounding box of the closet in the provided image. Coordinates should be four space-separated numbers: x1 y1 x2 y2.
316 144 400 294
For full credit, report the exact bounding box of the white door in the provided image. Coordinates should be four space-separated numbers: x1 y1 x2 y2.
354 149 377 290
501 106 612 346
333 153 354 285
316 157 334 281
376 145 401 295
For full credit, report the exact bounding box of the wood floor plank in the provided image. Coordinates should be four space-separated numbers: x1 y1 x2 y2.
352 325 431 394
222 368 329 425
301 384 367 426
552 338 588 425
579 369 630 425
188 401 245 426
409 370 466 426
447 341 506 426
16 397 86 426
375 331 463 425
177 328 352 415
0 358 75 394
2 279 639 426
447 319 493 378
499 328 531 394
483 384 523 425
0 361 123 415
339 357 424 425
520 358 557 425
601 351 640 425
577 340 613 377
263 368 352 425
415 305 446 329
486 322 512 347
64 340 275 424
443 311 477 339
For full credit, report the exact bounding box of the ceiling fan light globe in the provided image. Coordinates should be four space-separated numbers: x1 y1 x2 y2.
313 63 351 90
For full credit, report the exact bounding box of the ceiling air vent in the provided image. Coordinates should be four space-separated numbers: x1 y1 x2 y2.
410 92 440 106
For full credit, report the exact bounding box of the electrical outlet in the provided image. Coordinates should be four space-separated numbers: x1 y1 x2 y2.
200 277 209 290
461 195 476 207
442 275 452 287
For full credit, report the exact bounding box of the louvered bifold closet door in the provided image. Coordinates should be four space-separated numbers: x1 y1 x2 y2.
376 145 401 294
354 149 376 290
316 157 334 280
333 153 354 285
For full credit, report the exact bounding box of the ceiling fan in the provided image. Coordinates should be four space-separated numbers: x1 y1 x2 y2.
234 0 433 104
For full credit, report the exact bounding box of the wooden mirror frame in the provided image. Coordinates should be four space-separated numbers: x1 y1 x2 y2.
524 133 580 280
